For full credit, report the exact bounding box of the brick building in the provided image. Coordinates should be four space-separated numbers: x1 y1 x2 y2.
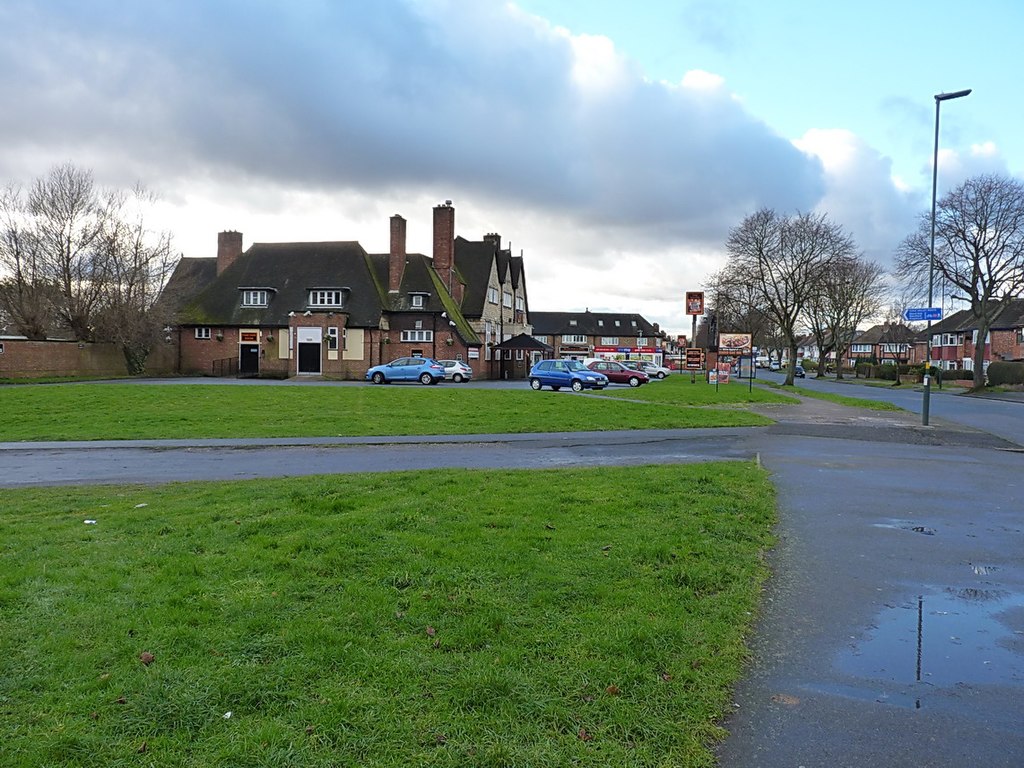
163 202 533 380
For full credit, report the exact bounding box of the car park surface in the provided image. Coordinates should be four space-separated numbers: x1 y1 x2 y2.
528 359 609 391
365 357 445 385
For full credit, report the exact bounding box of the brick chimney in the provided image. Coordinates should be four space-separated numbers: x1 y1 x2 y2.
389 214 407 292
433 201 454 273
483 232 501 249
217 231 243 275
433 201 463 305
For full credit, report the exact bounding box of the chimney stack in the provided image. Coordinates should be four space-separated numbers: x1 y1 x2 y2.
389 214 407 292
433 201 463 305
217 231 243 275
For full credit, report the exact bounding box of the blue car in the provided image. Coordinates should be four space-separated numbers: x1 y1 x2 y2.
529 359 609 392
366 357 445 385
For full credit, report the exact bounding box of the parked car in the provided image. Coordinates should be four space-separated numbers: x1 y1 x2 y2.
769 360 781 371
794 364 806 378
438 359 473 382
585 359 649 387
622 360 671 379
366 357 445 385
529 359 609 392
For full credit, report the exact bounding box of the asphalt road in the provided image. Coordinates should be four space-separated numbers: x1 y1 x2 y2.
2 377 1022 766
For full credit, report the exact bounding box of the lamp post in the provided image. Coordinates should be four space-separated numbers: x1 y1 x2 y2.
923 88 971 426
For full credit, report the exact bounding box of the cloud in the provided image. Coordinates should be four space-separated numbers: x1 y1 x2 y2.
0 0 834 332
793 128 918 266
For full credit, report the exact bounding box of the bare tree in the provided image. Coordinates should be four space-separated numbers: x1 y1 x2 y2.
725 208 856 385
27 164 114 340
92 186 178 374
896 174 1024 389
0 183 57 339
805 256 887 379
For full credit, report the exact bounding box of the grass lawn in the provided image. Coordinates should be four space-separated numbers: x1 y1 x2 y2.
0 381 788 441
757 381 902 411
0 463 776 767
599 376 799 407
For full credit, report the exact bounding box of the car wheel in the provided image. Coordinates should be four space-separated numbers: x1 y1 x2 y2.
372 372 386 385
571 380 584 392
628 376 640 387
657 372 666 379
419 372 433 385
530 378 542 390
453 373 463 383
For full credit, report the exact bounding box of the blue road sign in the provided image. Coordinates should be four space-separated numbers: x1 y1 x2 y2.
903 307 942 322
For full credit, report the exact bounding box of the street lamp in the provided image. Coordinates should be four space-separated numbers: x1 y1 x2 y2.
923 88 971 426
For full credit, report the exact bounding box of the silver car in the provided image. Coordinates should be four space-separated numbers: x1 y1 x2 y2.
438 359 473 382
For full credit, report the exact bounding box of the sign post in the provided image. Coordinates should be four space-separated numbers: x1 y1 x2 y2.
685 291 705 384
903 307 942 322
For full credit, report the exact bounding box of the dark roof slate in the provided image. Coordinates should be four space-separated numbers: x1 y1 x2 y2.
492 333 552 351
179 241 383 327
529 311 659 337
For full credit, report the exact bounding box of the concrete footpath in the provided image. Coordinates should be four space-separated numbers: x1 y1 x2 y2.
717 396 1024 767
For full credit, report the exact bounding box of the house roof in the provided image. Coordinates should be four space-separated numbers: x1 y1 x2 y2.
853 323 917 344
453 236 530 320
492 333 552 351
530 311 659 337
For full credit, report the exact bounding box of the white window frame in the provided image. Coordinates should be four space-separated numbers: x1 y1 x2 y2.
562 334 587 344
195 327 211 340
327 327 339 351
401 329 434 343
502 291 513 308
488 287 499 304
411 294 425 308
242 289 268 307
309 290 345 307
515 297 524 312
600 336 618 345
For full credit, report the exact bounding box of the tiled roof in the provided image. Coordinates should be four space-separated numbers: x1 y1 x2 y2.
530 311 659 336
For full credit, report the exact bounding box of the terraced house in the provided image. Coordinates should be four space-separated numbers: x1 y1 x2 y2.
163 202 532 380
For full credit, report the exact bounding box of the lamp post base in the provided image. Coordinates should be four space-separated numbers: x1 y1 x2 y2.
922 376 931 426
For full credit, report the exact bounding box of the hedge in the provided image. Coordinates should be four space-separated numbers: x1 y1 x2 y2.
986 361 1024 385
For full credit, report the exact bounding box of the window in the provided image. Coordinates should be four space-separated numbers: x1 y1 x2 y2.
597 320 604 327
569 319 577 326
615 320 621 327
488 287 499 304
242 289 268 307
401 329 434 342
195 327 211 340
327 327 339 351
309 289 345 307
415 320 423 329
631 320 637 327
533 335 549 344
411 294 425 308
503 291 513 308
562 334 587 344
515 350 524 360
515 297 524 312
600 337 618 345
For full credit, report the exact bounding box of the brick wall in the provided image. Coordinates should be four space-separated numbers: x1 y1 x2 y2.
0 339 128 379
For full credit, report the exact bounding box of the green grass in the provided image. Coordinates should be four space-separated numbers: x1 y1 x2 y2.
759 381 902 411
0 382 785 441
600 376 799 406
0 463 776 767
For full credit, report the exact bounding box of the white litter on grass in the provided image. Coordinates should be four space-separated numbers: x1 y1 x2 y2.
134 503 148 508
223 711 232 719
84 520 97 525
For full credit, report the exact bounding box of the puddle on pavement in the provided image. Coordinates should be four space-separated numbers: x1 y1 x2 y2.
838 587 1024 691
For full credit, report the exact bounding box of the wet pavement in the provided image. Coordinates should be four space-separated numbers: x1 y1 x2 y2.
719 396 1024 767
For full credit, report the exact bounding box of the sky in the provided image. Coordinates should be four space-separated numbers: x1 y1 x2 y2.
1 0 1020 337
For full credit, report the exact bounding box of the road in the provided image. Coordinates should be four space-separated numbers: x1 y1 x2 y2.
2 377 1022 766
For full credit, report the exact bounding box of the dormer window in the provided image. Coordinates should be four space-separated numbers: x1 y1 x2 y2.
410 292 428 308
308 288 348 307
241 289 269 307
569 319 577 326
